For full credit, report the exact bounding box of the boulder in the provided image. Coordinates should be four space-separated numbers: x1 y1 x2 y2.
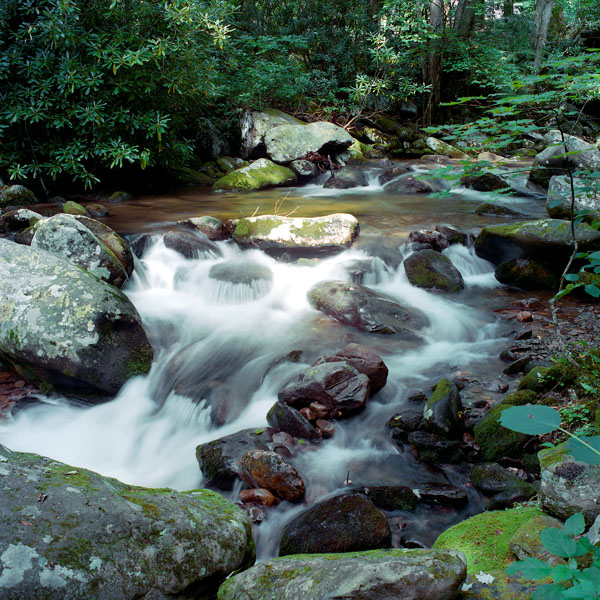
240 108 304 159
196 428 274 490
0 209 42 233
209 261 273 289
360 485 419 511
278 361 370 417
107 191 132 203
495 258 559 290
473 404 528 462
233 213 359 257
539 443 600 526
31 214 130 288
475 202 528 218
546 175 600 221
308 280 426 337
425 137 468 159
0 240 153 399
238 450 305 502
474 219 600 265
163 229 222 259
213 158 297 192
407 431 463 463
387 406 426 442
323 166 369 189
384 172 441 194
289 159 320 178
177 215 227 240
0 444 254 600
471 463 537 508
508 513 563 563
217 549 467 600
63 200 89 216
0 185 37 207
418 483 468 508
404 250 465 292
462 172 508 192
87 203 109 218
266 401 321 441
422 379 464 439
409 229 450 252
265 122 354 164
279 492 391 555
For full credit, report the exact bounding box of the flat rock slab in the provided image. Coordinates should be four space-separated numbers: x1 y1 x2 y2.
217 549 467 600
0 444 254 599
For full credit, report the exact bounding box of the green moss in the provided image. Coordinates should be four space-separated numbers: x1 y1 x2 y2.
474 403 527 461
433 507 545 573
213 160 296 192
126 343 153 377
499 390 537 407
518 366 550 393
538 442 569 470
63 201 89 216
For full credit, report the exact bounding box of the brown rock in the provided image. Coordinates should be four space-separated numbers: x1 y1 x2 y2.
517 311 533 322
316 419 335 438
300 407 316 422
240 488 279 507
309 402 330 419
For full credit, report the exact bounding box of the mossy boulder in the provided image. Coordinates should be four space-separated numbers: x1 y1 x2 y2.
308 280 427 337
425 137 468 159
0 444 254 600
433 506 547 574
474 219 600 266
0 185 37 207
508 512 562 562
279 492 391 556
323 166 368 189
517 363 577 394
404 249 465 293
473 404 528 462
107 191 132 203
213 158 297 192
359 485 419 511
470 463 536 509
500 390 537 407
407 431 463 463
423 379 464 439
494 258 559 290
539 443 600 526
217 549 467 600
475 202 527 218
240 108 304 159
233 213 359 257
546 175 600 222
63 200 89 216
0 240 153 399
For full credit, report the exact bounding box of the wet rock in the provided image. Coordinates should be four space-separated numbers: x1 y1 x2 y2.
316 419 335 438
233 213 359 257
0 240 152 399
404 249 465 293
289 159 320 178
384 172 441 194
177 215 227 240
196 428 273 490
128 233 156 258
279 492 391 555
474 219 600 266
313 343 388 394
240 108 304 159
473 404 528 462
266 401 321 441
387 405 425 442
475 202 528 218
278 361 370 417
107 190 132 203
87 203 109 218
518 363 576 392
0 185 37 207
462 172 509 192
471 463 536 508
308 280 426 337
217 549 467 600
354 237 403 269
309 402 329 419
422 379 464 439
408 431 463 463
546 175 600 222
240 488 279 507
209 261 273 292
360 485 419 511
63 200 88 216
0 444 254 600
378 164 412 185
425 137 468 159
238 450 305 502
163 229 222 259
409 229 450 252
213 158 297 192
436 225 469 246
0 209 43 233
539 443 600 526
419 483 468 508
495 258 559 290
323 166 369 189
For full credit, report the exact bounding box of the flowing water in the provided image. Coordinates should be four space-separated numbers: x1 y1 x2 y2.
0 161 547 557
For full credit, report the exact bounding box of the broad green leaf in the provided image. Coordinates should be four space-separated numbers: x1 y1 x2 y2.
551 563 576 582
506 557 553 579
566 436 600 465
499 405 562 435
540 528 587 558
564 274 580 282
564 513 586 537
584 284 600 298
532 583 569 600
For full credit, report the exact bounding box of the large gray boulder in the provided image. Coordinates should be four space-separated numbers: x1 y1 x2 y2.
0 185 37 208
0 444 254 600
218 549 467 600
32 214 131 288
0 240 153 399
233 213 359 257
240 108 304 159
546 175 600 221
265 122 354 164
308 280 426 337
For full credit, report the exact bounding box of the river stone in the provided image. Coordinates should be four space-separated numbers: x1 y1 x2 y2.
63 200 89 216
425 137 468 159
495 258 559 290
0 444 254 600
265 121 354 164
217 548 467 600
422 379 463 439
0 209 43 233
279 492 391 556
266 401 321 441
387 405 426 442
471 463 536 509
289 159 320 178
473 404 528 462
31 214 129 288
278 361 370 417
384 172 442 194
163 229 222 259
475 202 528 218
238 450 305 502
213 158 297 192
404 249 465 292
240 108 304 159
419 483 468 508
508 513 563 563
462 172 508 192
408 431 463 463
0 240 153 399
409 229 450 252
308 280 426 337
177 215 227 240
539 443 600 526
0 185 37 207
87 203 109 218
378 164 412 184
546 175 600 222
323 166 368 189
360 485 419 511
474 219 600 266
196 428 273 490
233 213 359 257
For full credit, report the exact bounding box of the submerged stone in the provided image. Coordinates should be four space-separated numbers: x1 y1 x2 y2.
404 249 464 293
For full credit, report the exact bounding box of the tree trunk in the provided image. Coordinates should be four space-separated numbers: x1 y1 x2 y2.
423 0 445 124
532 0 555 71
454 0 475 37
503 0 513 17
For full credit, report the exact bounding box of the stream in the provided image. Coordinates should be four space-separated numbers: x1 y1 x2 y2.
0 160 548 558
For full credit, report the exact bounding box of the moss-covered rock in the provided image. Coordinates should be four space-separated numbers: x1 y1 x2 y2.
508 512 562 562
516 363 576 394
107 191 132 203
433 506 547 574
499 390 537 407
0 185 37 207
63 200 89 216
0 239 153 399
495 258 559 290
425 137 468 159
404 249 465 293
423 378 464 438
473 404 528 462
240 108 304 159
470 463 536 509
546 175 600 222
213 158 297 192
0 443 254 600
475 202 527 218
217 548 467 600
